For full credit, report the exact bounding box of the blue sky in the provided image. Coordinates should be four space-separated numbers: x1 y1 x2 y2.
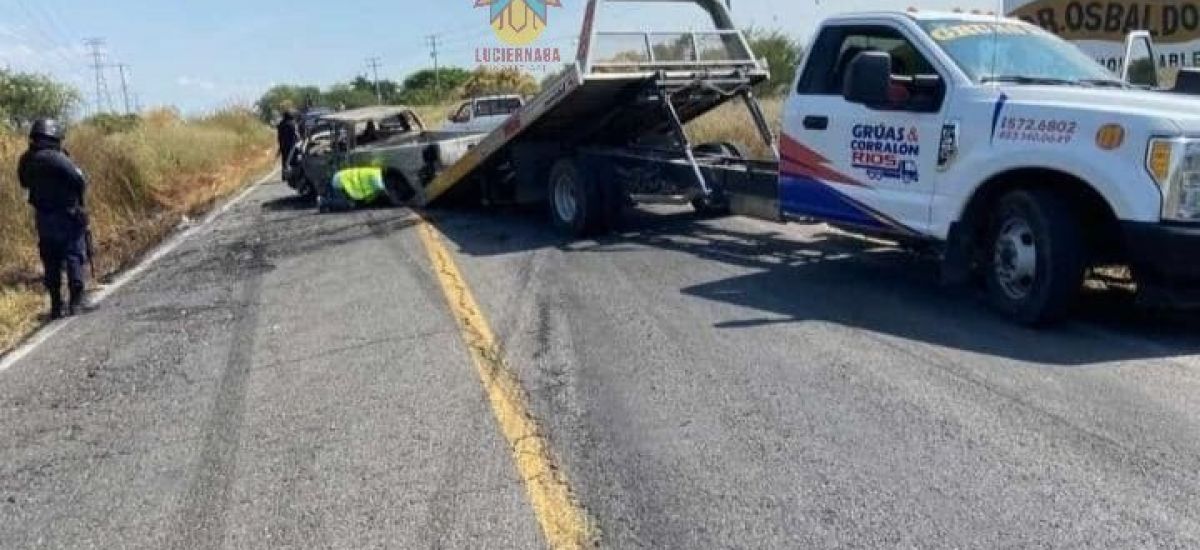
0 0 997 114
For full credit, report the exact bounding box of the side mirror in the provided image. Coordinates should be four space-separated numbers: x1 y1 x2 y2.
1122 30 1159 88
843 51 892 107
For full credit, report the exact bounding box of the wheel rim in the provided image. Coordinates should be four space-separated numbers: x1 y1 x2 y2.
553 171 579 223
994 217 1038 301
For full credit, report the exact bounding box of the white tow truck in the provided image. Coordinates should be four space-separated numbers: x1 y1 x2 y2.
780 11 1200 323
403 3 1199 325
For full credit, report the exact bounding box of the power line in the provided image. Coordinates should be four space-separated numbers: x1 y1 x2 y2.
365 56 383 104
113 62 132 114
427 35 442 95
10 0 86 77
18 0 75 53
32 1 80 47
84 37 112 114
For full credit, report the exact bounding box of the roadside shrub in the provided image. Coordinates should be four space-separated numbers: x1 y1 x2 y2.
84 113 142 135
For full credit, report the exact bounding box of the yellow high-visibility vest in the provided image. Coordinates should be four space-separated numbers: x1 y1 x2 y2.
334 167 385 202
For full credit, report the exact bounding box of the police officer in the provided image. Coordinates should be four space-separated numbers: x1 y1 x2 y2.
17 119 91 319
276 109 300 173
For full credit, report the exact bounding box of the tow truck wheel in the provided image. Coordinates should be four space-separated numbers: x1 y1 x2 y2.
690 195 729 217
984 188 1086 325
548 158 602 236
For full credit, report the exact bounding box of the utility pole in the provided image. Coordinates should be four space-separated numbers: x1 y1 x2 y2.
84 38 111 114
114 63 132 115
426 34 441 97
365 57 383 104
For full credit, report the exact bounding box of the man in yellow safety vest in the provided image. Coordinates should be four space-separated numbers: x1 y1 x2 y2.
319 166 399 213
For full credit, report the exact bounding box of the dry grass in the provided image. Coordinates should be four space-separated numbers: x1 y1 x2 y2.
0 107 274 353
686 96 783 160
413 103 459 130
1160 67 1180 90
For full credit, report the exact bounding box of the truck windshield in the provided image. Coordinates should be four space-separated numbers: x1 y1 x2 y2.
476 98 523 117
919 19 1118 85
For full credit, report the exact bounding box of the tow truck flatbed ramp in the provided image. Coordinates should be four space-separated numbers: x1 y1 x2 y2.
414 0 775 209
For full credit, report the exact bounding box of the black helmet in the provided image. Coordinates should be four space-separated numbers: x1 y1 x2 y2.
30 118 61 141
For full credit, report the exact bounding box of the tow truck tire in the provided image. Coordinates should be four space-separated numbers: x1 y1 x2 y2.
984 188 1086 325
690 195 730 217
548 158 603 237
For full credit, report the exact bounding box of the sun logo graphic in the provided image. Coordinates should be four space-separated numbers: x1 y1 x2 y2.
474 0 562 46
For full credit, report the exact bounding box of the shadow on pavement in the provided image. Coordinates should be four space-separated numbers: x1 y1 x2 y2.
433 204 1200 366
260 194 314 212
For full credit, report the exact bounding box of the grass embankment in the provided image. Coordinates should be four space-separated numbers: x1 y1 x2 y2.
687 97 783 160
0 108 275 353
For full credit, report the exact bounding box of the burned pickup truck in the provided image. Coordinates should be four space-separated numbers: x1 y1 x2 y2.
286 105 485 203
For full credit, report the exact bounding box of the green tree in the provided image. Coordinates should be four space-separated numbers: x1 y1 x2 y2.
351 75 402 103
744 28 803 97
0 69 81 129
400 67 472 103
460 67 538 98
322 83 377 110
255 84 320 122
84 112 141 134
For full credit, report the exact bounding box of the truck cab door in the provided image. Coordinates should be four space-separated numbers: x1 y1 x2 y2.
1122 31 1159 88
782 24 947 236
468 102 485 132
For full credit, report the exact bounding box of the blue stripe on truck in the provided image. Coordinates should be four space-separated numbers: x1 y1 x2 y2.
780 173 888 230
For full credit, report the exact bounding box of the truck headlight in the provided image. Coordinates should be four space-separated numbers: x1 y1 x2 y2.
1146 138 1200 222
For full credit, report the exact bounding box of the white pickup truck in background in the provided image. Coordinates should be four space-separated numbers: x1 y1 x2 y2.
781 10 1200 324
442 95 525 134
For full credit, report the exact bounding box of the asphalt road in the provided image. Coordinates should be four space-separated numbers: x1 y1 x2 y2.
3 176 1200 548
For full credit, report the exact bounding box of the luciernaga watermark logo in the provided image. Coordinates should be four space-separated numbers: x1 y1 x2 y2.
474 0 563 69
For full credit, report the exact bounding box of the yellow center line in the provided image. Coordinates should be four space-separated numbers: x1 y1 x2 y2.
415 214 597 549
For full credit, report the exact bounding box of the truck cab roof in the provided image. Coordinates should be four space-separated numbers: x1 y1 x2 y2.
822 10 1013 24
470 94 522 102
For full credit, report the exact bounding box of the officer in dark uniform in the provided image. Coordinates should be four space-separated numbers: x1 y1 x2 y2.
17 119 91 319
276 110 300 173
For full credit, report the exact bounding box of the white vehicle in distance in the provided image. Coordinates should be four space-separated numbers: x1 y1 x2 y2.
443 95 525 133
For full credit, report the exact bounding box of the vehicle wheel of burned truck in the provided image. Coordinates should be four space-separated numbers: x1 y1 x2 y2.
984 188 1086 325
297 178 317 203
383 169 415 206
548 158 603 237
